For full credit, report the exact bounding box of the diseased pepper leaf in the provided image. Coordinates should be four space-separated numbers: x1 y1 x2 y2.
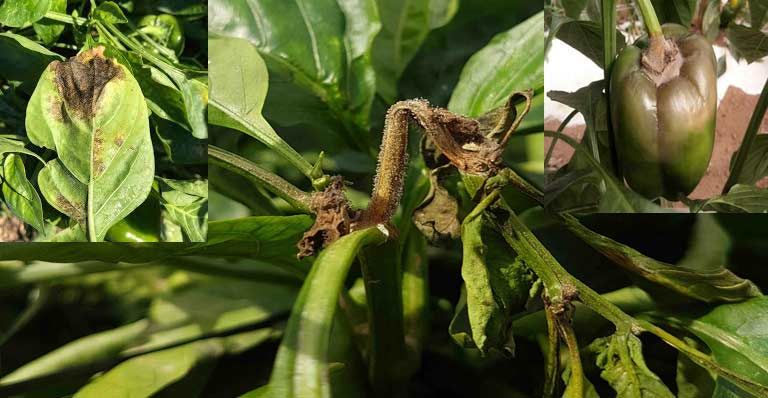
586 333 675 397
25 46 155 241
37 158 86 224
457 209 534 354
413 167 461 241
559 214 762 303
1 154 46 235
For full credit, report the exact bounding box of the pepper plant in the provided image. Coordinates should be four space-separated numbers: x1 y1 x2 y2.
1 1 768 398
0 0 207 241
545 0 768 212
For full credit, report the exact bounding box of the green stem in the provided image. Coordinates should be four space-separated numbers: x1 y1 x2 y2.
560 318 585 398
542 307 559 398
602 0 622 179
359 240 409 397
401 230 428 375
634 0 663 37
43 11 87 25
208 145 313 213
494 207 637 330
723 76 768 193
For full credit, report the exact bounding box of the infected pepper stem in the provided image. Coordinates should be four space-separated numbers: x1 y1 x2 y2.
359 98 517 228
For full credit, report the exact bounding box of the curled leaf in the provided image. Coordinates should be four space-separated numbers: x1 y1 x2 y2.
297 177 358 259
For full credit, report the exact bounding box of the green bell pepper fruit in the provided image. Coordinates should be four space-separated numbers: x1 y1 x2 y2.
610 24 716 200
137 14 185 56
105 196 161 242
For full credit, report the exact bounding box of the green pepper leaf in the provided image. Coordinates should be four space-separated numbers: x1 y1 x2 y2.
0 137 45 161
703 185 768 213
0 32 64 94
652 296 768 397
751 0 768 29
32 0 66 45
371 0 430 102
74 339 221 398
157 177 208 242
269 226 387 398
551 18 626 69
727 25 768 64
209 0 380 145
0 216 310 268
449 11 544 118
0 0 51 27
25 47 155 241
208 36 316 180
93 1 128 24
0 320 149 385
1 154 46 234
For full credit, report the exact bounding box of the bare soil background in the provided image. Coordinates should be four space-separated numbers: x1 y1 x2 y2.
545 86 768 203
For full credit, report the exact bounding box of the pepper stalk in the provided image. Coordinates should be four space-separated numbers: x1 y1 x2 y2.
634 0 668 73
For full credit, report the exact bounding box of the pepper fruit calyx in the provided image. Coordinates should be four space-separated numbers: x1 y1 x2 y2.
641 36 680 79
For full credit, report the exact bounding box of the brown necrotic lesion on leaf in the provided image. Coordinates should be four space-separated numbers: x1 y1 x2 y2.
52 46 123 121
297 176 359 259
56 194 85 224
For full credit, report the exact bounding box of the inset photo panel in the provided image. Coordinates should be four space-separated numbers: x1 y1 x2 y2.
545 0 768 213
0 1 207 241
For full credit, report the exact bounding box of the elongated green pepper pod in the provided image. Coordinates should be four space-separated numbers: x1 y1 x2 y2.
610 24 716 200
26 46 154 241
